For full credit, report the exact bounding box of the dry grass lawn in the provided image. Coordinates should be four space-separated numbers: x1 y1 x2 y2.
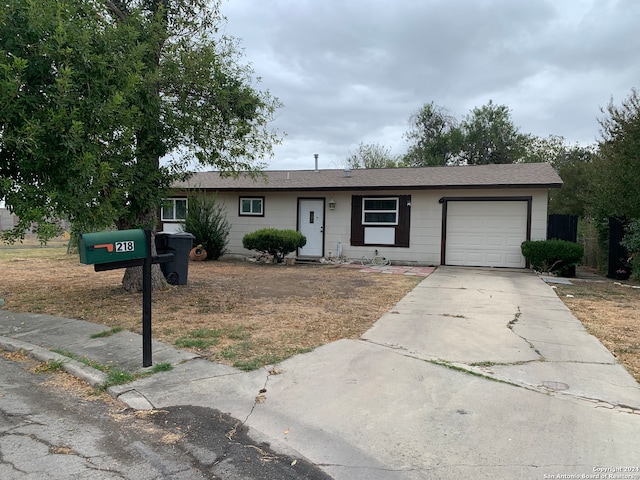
555 273 640 383
0 240 421 370
1 238 639 383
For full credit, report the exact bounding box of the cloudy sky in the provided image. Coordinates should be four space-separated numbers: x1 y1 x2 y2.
219 0 639 171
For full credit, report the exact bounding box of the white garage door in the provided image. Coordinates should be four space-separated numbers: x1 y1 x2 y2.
446 201 527 268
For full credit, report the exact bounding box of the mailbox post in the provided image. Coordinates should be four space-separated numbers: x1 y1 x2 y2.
142 231 152 367
79 229 172 367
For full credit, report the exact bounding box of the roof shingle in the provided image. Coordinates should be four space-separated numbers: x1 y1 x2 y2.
173 163 562 192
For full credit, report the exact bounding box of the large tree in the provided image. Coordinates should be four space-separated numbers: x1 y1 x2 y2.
520 135 597 216
593 88 640 220
1 0 143 238
345 142 398 169
546 144 597 216
402 102 461 166
521 134 567 165
1 0 281 290
458 100 530 165
403 100 531 166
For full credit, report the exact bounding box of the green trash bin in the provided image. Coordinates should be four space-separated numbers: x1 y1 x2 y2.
155 232 195 285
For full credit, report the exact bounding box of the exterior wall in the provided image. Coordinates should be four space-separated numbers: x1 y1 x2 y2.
0 208 19 230
222 192 299 255
529 190 549 241
327 188 548 265
177 188 550 265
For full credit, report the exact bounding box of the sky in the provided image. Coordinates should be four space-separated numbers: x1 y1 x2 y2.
219 0 639 171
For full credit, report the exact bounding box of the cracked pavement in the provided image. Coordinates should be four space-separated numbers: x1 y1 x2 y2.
0 354 193 480
0 354 332 479
2 266 640 479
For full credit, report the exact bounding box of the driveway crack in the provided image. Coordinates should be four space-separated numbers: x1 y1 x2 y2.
544 391 640 414
227 365 280 440
507 306 544 359
507 307 521 330
359 338 407 350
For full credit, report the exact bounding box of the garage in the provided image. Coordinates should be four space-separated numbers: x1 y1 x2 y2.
443 199 529 268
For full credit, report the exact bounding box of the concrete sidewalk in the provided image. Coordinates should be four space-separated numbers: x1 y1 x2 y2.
1 266 639 479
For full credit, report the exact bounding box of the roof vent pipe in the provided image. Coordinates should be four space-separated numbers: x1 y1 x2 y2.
314 153 319 172
344 167 351 178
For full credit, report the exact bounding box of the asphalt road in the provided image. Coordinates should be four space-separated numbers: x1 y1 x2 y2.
0 352 332 479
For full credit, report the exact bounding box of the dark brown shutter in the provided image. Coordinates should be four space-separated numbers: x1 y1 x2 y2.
395 195 411 247
350 195 364 246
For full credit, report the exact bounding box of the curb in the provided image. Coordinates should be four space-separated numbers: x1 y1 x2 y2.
0 336 108 387
108 387 155 410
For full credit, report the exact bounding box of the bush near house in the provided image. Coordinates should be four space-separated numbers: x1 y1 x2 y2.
521 239 584 275
242 228 306 263
181 193 230 260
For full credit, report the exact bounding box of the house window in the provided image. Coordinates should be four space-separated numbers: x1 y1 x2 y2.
362 198 399 225
161 198 187 221
239 197 264 216
351 195 411 247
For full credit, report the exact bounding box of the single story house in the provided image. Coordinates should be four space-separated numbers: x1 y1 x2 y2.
163 163 562 268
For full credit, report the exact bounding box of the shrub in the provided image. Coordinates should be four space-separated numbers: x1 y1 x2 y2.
521 239 584 274
242 228 306 263
32 222 64 246
621 219 640 281
181 193 230 260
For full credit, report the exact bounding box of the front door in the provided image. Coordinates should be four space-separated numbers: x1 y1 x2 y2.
298 199 324 257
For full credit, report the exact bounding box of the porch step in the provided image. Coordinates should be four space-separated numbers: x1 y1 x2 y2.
294 257 322 264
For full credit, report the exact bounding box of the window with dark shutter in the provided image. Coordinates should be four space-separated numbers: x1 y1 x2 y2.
350 195 410 247
351 196 364 246
396 195 411 247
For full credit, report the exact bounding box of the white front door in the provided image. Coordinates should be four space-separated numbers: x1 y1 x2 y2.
298 199 324 257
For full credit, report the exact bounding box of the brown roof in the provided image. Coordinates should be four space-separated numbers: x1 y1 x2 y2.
173 163 562 192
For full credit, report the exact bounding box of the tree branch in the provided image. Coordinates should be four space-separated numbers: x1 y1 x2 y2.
104 0 129 21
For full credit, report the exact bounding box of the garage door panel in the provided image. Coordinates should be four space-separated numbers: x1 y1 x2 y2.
505 235 525 248
448 235 465 245
485 235 505 247
466 236 484 247
467 252 484 263
447 252 465 263
506 253 525 264
486 253 504 263
487 218 505 229
446 201 527 268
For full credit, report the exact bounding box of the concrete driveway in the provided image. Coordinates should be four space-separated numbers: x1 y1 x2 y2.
112 266 640 479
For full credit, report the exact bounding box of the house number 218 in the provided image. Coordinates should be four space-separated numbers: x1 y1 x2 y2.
115 241 135 252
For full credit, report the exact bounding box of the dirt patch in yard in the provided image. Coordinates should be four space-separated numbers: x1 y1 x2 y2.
0 244 422 370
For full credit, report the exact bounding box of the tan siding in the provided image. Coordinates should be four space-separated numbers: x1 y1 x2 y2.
189 187 549 265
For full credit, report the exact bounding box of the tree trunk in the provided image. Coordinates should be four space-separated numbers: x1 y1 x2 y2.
122 263 166 293
121 230 167 293
114 0 169 294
